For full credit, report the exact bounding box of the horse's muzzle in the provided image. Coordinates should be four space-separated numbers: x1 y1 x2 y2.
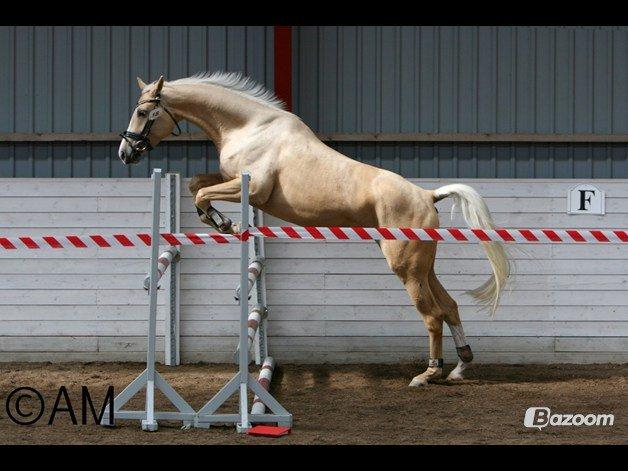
119 150 141 165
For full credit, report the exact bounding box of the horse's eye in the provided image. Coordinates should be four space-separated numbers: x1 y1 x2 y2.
137 109 147 118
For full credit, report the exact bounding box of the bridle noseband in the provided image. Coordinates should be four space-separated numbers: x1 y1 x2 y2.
120 95 182 156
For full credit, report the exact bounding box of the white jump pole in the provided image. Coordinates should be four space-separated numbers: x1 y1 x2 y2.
142 167 162 431
164 172 181 367
252 208 268 363
236 172 252 432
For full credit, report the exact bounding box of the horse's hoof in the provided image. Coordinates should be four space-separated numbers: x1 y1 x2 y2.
447 371 464 381
217 218 232 233
199 214 212 227
446 360 467 381
198 209 232 233
408 376 428 388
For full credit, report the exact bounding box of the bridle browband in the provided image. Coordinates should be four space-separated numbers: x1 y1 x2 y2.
120 95 182 157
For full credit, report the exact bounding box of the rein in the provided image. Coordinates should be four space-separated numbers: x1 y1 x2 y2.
120 95 181 156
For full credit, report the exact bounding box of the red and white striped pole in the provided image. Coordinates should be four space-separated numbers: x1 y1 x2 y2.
234 304 267 361
251 356 275 415
234 257 264 301
143 247 179 290
250 227 628 244
245 305 265 353
1 227 627 250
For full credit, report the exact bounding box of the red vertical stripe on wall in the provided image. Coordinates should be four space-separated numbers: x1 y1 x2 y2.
274 26 292 111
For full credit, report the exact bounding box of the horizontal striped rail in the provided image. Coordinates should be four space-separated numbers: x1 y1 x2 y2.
251 227 628 244
0 227 627 250
0 232 241 250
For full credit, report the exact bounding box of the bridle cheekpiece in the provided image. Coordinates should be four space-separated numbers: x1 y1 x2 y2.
120 95 182 159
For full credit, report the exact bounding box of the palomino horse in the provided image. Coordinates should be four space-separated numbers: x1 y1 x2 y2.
119 72 511 387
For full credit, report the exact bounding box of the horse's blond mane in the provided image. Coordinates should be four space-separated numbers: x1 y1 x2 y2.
168 71 285 110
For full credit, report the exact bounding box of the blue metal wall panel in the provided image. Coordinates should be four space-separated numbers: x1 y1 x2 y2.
289 26 627 179
0 26 273 177
294 26 628 135
16 141 623 179
0 26 273 135
328 142 627 179
1 26 626 178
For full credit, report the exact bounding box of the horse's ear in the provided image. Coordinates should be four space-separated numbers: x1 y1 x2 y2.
154 76 165 95
137 77 147 90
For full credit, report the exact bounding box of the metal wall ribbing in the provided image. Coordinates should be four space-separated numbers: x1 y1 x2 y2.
294 26 628 134
1 26 626 178
0 26 273 177
291 26 628 178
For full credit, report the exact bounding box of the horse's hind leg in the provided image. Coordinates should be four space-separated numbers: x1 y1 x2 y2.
409 296 445 387
428 270 474 380
379 240 444 387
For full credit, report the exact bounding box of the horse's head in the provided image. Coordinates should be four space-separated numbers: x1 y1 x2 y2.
118 76 181 164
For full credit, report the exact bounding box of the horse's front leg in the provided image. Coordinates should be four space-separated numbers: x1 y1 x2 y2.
189 173 232 232
194 177 242 233
189 173 225 195
194 173 274 233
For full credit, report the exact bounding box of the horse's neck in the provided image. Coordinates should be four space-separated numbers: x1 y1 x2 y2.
162 84 266 152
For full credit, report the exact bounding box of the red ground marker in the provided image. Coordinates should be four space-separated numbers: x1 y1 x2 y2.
247 425 291 438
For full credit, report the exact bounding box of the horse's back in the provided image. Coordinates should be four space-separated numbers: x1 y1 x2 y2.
259 114 437 228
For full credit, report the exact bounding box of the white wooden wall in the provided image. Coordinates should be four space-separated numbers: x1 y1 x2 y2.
0 178 626 364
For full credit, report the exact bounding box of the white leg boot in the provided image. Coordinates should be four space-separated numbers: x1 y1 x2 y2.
446 323 473 380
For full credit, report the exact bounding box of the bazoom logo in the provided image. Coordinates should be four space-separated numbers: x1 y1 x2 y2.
524 407 614 430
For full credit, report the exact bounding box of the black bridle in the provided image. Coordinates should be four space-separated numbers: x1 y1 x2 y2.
120 95 182 157
121 93 232 233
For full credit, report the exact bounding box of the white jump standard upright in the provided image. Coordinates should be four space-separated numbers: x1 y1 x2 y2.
195 172 292 432
101 169 195 431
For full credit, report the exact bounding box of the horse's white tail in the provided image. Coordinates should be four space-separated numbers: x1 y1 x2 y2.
433 184 511 315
